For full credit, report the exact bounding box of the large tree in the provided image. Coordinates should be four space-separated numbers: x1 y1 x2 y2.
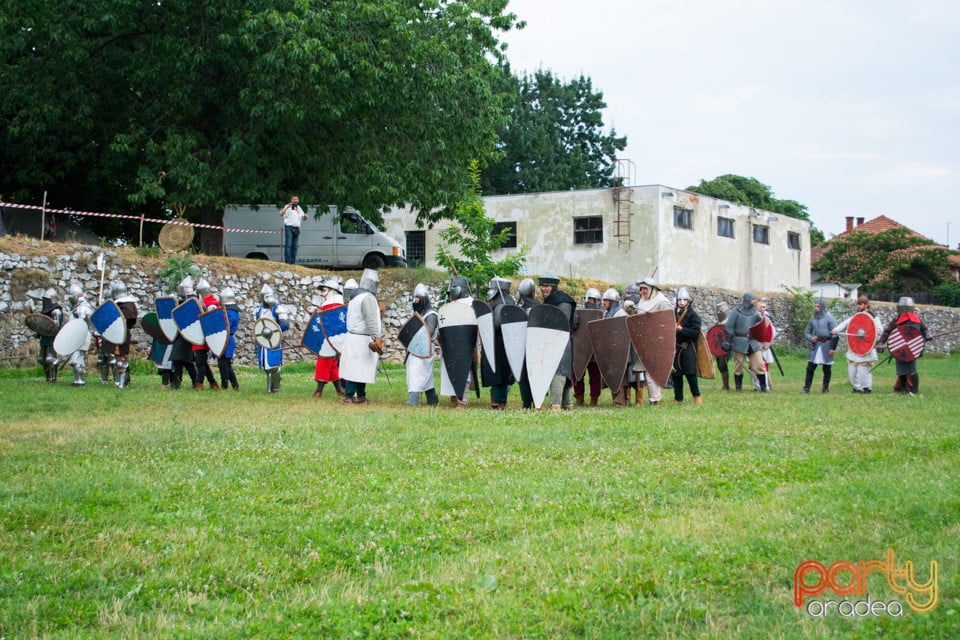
480 64 626 195
0 1 520 250
814 228 953 293
687 174 825 245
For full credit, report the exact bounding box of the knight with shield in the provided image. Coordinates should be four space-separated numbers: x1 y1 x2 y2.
311 278 345 399
831 295 883 393
216 287 241 391
538 273 577 411
170 276 200 390
480 277 518 409
402 283 440 406
66 282 94 386
255 283 290 393
723 292 766 393
192 278 220 390
32 288 63 383
878 297 931 394
109 280 138 388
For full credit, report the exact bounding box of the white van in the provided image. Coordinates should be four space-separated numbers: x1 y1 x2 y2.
223 204 406 269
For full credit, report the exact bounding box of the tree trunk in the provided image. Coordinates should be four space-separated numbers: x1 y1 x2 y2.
198 204 223 256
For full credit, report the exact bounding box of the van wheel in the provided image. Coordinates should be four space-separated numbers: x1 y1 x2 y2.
363 254 385 269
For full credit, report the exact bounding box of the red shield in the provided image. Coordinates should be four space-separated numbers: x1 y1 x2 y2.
888 325 924 362
846 312 877 357
625 309 676 389
749 317 773 343
706 324 729 357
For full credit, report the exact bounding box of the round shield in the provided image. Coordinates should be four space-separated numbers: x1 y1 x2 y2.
706 324 729 357
888 324 924 363
53 318 90 357
846 312 877 357
25 313 59 337
254 316 283 350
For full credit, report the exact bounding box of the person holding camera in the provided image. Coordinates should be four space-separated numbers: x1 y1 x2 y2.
279 194 307 264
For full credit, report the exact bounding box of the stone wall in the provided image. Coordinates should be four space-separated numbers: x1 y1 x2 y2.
2 245 958 369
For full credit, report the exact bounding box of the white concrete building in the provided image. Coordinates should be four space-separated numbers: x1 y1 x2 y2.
382 185 811 291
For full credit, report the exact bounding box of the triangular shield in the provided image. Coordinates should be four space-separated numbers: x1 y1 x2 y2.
91 300 127 345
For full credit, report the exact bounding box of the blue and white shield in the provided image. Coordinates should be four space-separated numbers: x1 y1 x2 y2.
173 298 205 345
91 300 127 345
302 310 328 356
155 296 179 342
318 305 348 356
200 308 229 357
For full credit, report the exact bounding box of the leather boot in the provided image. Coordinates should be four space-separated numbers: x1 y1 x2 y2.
194 382 204 391
822 365 832 393
635 383 644 406
720 370 730 391
734 374 743 392
589 397 599 406
574 394 585 406
909 374 919 394
624 386 631 404
210 380 220 390
757 374 768 392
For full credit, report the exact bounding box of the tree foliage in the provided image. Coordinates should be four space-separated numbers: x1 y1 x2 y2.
0 1 520 248
480 64 626 195
687 174 825 245
813 228 953 293
438 161 526 294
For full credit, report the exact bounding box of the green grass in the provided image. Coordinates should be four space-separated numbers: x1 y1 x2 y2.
1 354 958 638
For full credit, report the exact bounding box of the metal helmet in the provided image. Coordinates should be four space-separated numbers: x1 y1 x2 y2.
584 287 602 302
740 292 756 311
43 287 58 303
897 296 916 313
676 287 691 302
110 280 128 299
448 276 470 300
412 282 431 314
344 278 358 291
68 282 83 297
602 288 620 302
413 283 430 299
220 287 236 305
359 268 379 294
517 278 536 298
624 283 640 296
321 278 342 294
487 276 512 301
196 278 212 295
538 273 560 287
638 276 659 290
260 283 277 305
178 275 195 296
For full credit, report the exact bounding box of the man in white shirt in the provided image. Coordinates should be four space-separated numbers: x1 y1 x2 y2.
279 195 307 264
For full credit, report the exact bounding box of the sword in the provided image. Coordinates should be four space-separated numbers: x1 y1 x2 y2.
770 347 785 377
869 353 893 373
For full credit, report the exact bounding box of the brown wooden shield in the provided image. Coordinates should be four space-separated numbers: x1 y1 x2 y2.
587 316 631 390
573 309 603 380
25 313 59 337
625 309 676 388
706 324 729 357
695 331 715 379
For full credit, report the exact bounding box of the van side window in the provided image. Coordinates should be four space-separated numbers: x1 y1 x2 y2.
339 214 362 234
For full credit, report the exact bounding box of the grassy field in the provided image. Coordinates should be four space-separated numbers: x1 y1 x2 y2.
1 352 958 639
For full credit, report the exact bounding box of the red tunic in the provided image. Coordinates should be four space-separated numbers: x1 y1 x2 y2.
314 301 343 382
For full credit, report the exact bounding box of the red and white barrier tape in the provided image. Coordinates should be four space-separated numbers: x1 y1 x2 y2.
0 201 275 234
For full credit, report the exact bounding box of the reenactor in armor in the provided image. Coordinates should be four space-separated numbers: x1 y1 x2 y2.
515 277 537 409
170 275 200 390
193 278 220 390
539 273 577 411
671 287 702 404
67 282 94 386
340 269 383 404
256 283 289 393
97 285 119 385
343 278 359 302
110 279 138 389
632 276 673 405
38 288 63 383
406 283 439 406
573 288 604 406
217 287 241 391
722 292 765 393
440 275 475 408
714 301 732 391
482 276 516 409
878 296 932 394
601 287 634 406
802 299 838 393
312 278 344 398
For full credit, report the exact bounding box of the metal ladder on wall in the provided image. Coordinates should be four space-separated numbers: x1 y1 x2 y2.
612 158 636 248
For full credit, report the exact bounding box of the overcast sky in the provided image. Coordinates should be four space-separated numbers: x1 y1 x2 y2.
501 0 959 247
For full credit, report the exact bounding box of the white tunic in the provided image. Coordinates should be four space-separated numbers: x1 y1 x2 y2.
339 291 382 384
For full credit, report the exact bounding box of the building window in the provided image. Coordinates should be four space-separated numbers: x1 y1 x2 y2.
405 230 425 266
788 232 801 250
673 206 693 230
573 216 603 244
753 225 769 245
492 221 517 249
717 217 735 238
